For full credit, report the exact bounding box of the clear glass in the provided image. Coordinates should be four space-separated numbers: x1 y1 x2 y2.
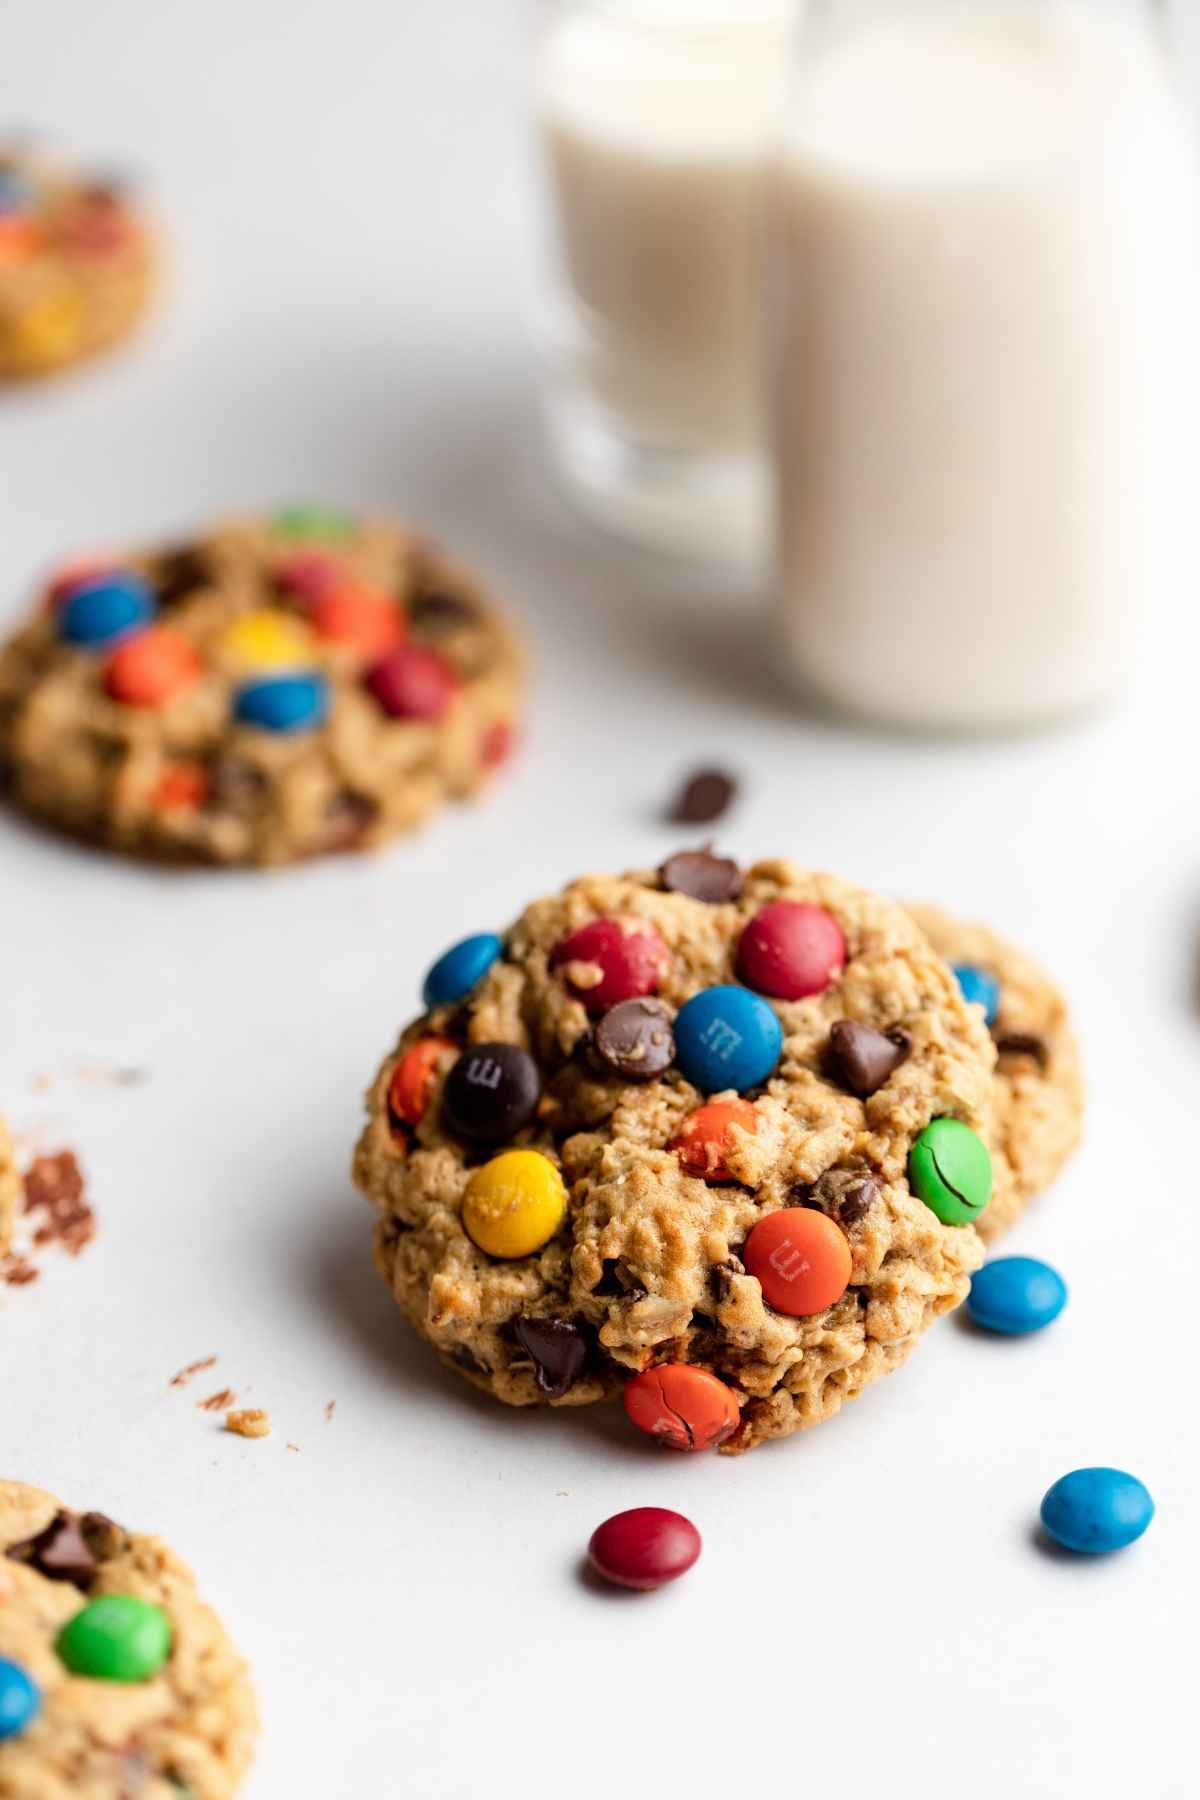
532 0 801 567
768 0 1198 731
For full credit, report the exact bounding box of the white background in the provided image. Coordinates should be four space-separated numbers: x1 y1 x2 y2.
1 4 1197 1797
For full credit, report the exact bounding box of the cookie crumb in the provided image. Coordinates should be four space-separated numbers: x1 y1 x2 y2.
170 1355 218 1389
225 1409 270 1439
2 1258 38 1287
286 1443 300 1454
24 1151 94 1255
324 1399 336 1422
198 1388 236 1413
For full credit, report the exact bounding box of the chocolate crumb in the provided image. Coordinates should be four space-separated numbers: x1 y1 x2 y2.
668 768 737 825
225 1409 270 1439
198 1387 236 1412
170 1355 217 1389
23 1151 94 1256
796 1169 881 1228
324 1400 336 1422
2 1258 38 1286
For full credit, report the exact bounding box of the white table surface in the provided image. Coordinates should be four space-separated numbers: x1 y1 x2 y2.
1 4 1196 1797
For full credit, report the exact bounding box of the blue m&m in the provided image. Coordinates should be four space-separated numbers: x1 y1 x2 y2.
673 985 783 1094
1040 1468 1154 1555
60 572 155 648
233 672 329 734
423 932 503 1010
0 1658 40 1740
968 1256 1067 1334
952 963 1000 1027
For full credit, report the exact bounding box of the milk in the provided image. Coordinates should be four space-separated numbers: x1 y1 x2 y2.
771 1 1198 729
536 2 796 558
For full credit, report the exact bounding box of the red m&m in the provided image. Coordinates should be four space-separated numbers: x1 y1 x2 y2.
671 1098 758 1183
365 645 459 722
623 1363 740 1451
550 919 670 1014
742 1207 852 1316
738 901 846 1001
588 1508 701 1591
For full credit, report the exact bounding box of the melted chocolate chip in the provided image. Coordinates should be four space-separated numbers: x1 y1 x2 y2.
6 1509 120 1589
442 1043 541 1143
659 846 744 904
511 1316 588 1398
798 1169 881 1228
825 1021 912 1098
594 998 675 1081
668 768 737 825
994 1032 1049 1067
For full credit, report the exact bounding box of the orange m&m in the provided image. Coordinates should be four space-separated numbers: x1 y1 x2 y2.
388 1037 455 1130
153 763 208 812
742 1207 852 1317
671 1098 758 1183
624 1364 740 1452
104 628 201 708
309 582 404 659
0 214 39 266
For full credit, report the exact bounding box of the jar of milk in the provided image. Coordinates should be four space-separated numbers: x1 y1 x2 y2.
534 1 799 565
769 0 1199 731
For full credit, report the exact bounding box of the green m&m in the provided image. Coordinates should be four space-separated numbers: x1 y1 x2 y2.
908 1118 992 1225
56 1594 172 1682
272 505 352 543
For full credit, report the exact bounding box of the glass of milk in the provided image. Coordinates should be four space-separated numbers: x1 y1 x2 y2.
769 0 1199 730
533 1 799 566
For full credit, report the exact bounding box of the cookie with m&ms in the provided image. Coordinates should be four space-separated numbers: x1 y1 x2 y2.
0 512 522 864
0 1479 258 1794
908 905 1083 1239
0 143 155 380
353 859 998 1454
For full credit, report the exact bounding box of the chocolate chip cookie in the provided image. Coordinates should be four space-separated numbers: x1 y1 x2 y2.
0 511 522 865
0 145 154 379
908 904 1083 1239
353 855 999 1454
0 1480 257 1797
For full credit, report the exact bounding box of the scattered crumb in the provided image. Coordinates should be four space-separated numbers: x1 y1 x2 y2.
324 1400 336 1422
3 1259 38 1288
170 1355 218 1389
225 1409 270 1440
24 1152 95 1255
198 1388 236 1413
286 1443 300 1454
29 1062 148 1092
556 1490 571 1498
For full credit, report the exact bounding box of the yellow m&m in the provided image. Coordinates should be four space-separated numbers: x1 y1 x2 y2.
5 285 84 372
461 1151 567 1260
221 610 313 671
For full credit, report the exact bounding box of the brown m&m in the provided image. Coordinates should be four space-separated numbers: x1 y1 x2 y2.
442 1043 541 1143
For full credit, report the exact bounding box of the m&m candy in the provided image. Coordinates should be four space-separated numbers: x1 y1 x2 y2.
671 1098 758 1183
60 572 155 648
365 645 459 721
461 1150 567 1259
273 506 351 542
422 932 503 1009
550 919 670 1014
737 901 846 1001
309 583 404 659
623 1364 740 1451
442 1043 541 1144
908 1118 992 1225
673 985 782 1094
588 1508 702 1591
968 1256 1067 1334
0 1659 40 1740
952 963 1001 1027
56 1594 172 1682
388 1037 455 1129
742 1207 852 1316
1040 1469 1154 1555
104 627 200 707
221 610 314 670
233 672 329 734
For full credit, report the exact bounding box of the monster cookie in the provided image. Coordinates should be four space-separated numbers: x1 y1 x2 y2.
908 905 1083 1239
354 856 999 1454
0 1121 18 1258
0 145 154 379
0 511 522 865
0 1480 257 1797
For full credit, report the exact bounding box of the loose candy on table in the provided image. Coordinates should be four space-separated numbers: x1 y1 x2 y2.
737 901 846 1001
221 610 314 670
0 1658 40 1740
968 1256 1068 1335
550 919 670 1014
365 644 460 722
60 572 155 648
742 1206 852 1316
593 998 675 1081
56 1594 172 1682
441 1042 542 1143
825 1019 911 1099
388 1037 456 1129
908 1118 993 1226
952 962 1001 1027
461 1149 567 1259
671 1098 758 1183
1040 1469 1154 1555
673 985 782 1094
232 672 329 734
104 627 201 707
623 1363 740 1451
422 933 503 1010
588 1508 702 1591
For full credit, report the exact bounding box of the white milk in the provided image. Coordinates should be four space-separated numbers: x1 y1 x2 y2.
771 1 1198 729
536 2 796 558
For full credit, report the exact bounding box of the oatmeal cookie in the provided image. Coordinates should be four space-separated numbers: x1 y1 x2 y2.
0 1479 257 1798
908 904 1083 1239
0 145 154 380
354 855 998 1453
0 511 522 865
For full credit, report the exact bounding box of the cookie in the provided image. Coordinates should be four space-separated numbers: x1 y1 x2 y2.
0 512 522 865
0 1120 18 1258
908 904 1083 1239
353 856 999 1454
0 145 154 379
0 1480 257 1797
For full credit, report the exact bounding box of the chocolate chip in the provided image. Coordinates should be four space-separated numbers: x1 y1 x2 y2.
668 768 737 825
594 998 675 1081
659 846 743 904
442 1043 541 1143
798 1169 881 1228
511 1317 588 1398
592 1258 645 1300
152 545 211 608
994 1032 1048 1067
711 1256 746 1303
449 1345 489 1376
825 1021 912 1098
6 1509 120 1589
409 590 478 635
